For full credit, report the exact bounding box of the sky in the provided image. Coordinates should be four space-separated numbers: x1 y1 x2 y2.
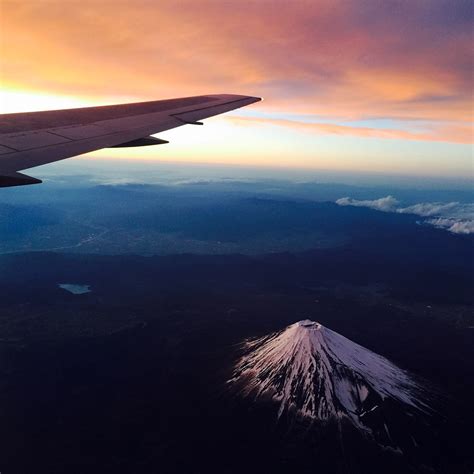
0 0 472 179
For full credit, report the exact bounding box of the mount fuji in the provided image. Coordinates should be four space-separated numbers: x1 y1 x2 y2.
229 320 438 449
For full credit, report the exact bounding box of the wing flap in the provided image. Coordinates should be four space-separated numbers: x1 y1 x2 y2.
0 131 71 151
0 145 17 155
49 124 110 140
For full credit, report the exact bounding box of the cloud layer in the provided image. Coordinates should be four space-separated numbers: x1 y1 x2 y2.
226 116 472 145
335 196 399 212
1 1 472 140
336 196 474 234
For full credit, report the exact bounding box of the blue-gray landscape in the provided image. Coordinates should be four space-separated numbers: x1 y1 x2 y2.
0 162 472 473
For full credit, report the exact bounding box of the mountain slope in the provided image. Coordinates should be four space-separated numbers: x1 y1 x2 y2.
230 320 435 445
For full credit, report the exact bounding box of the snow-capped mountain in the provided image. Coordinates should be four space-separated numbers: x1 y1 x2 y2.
230 320 435 444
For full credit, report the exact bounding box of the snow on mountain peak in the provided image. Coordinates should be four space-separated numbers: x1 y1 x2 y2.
230 320 432 434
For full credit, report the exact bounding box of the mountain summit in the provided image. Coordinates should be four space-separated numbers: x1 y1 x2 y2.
229 320 467 473
230 320 433 442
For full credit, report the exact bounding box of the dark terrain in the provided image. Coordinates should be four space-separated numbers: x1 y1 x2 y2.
0 180 473 473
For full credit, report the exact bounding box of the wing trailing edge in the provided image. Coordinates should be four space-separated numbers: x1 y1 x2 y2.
0 94 261 188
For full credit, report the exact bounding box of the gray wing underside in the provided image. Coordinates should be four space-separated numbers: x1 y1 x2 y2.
0 94 260 187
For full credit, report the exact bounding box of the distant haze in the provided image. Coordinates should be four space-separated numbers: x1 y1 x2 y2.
29 158 474 191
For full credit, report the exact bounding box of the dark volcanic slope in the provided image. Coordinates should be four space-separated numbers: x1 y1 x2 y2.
0 250 472 473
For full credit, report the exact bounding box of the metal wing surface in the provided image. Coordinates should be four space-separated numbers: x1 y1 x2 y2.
0 94 261 187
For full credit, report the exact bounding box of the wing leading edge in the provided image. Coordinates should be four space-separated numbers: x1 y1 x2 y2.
0 94 261 187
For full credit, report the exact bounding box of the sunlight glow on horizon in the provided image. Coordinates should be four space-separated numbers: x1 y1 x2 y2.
1 0 472 180
0 87 471 180
0 88 140 113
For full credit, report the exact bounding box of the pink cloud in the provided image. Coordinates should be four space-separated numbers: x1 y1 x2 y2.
227 116 472 144
2 1 472 128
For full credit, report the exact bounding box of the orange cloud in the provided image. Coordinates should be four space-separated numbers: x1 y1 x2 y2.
226 116 473 145
1 1 472 134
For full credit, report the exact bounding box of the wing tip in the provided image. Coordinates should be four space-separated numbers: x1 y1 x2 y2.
212 94 262 104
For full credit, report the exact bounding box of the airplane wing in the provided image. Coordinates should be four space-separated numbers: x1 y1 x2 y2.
0 94 261 187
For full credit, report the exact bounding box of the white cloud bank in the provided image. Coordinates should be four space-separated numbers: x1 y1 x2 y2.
335 196 399 212
425 217 474 235
336 196 474 235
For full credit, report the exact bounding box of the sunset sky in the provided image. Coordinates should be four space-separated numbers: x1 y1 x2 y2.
0 0 472 178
